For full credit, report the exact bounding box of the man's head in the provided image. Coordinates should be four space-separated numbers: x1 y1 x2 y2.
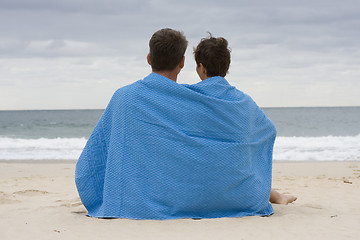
194 34 231 78
148 28 188 72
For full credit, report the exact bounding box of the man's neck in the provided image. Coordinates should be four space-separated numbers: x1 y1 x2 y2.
153 70 178 82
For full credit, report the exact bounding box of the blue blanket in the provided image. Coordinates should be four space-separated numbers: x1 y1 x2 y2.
75 73 276 219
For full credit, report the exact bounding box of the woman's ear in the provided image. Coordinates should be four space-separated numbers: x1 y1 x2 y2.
197 63 208 80
199 63 206 75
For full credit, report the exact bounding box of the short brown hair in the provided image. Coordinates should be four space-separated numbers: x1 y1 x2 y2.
194 34 231 77
149 28 188 71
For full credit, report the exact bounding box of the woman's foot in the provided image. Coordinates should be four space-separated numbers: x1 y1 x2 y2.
270 189 297 204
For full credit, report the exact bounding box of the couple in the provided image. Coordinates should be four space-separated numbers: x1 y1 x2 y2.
75 28 296 220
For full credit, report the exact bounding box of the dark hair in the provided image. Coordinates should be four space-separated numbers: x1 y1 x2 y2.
149 28 188 71
194 34 231 77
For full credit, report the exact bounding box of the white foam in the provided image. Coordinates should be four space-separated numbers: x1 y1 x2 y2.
0 135 359 161
274 135 360 161
0 137 87 160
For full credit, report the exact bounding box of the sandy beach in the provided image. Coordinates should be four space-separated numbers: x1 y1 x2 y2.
0 161 359 240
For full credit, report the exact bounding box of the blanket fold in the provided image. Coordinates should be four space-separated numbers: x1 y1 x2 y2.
75 73 276 219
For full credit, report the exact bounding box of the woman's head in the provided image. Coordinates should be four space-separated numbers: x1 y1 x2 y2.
194 34 231 78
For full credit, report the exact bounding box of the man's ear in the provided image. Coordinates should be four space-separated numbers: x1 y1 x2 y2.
179 56 185 69
147 53 151 65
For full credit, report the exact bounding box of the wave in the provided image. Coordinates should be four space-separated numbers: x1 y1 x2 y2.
0 137 87 160
0 135 359 161
274 135 360 161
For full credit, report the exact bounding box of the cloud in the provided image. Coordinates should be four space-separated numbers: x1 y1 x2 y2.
0 0 148 14
0 0 359 109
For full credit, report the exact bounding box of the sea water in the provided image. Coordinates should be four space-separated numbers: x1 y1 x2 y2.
0 107 359 161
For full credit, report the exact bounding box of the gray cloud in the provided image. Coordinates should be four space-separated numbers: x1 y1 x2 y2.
0 0 148 14
0 0 359 109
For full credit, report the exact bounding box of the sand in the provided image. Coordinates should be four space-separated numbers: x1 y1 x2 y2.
0 161 359 240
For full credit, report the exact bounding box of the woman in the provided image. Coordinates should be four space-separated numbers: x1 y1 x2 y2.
193 34 296 205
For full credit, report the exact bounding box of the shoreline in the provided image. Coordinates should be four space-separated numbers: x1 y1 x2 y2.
1 159 359 163
1 161 359 239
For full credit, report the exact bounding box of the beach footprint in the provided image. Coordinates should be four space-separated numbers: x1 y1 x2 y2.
353 169 360 178
302 203 324 210
0 198 21 204
54 197 86 215
57 197 83 208
72 209 87 215
0 191 21 204
13 189 49 196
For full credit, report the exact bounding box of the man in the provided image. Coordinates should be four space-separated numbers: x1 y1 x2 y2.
75 28 294 220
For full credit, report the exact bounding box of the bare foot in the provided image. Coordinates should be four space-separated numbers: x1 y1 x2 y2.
273 194 297 205
270 189 297 205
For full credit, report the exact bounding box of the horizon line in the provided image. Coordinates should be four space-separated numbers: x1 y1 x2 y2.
1 105 360 111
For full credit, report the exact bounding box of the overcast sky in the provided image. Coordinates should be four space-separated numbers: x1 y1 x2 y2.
0 0 359 110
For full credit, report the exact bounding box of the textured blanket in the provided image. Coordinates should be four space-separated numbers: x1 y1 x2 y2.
75 73 276 219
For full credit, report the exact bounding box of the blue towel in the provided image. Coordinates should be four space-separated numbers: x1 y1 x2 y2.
75 73 276 219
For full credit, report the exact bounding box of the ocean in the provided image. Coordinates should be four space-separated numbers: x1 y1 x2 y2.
0 107 359 161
